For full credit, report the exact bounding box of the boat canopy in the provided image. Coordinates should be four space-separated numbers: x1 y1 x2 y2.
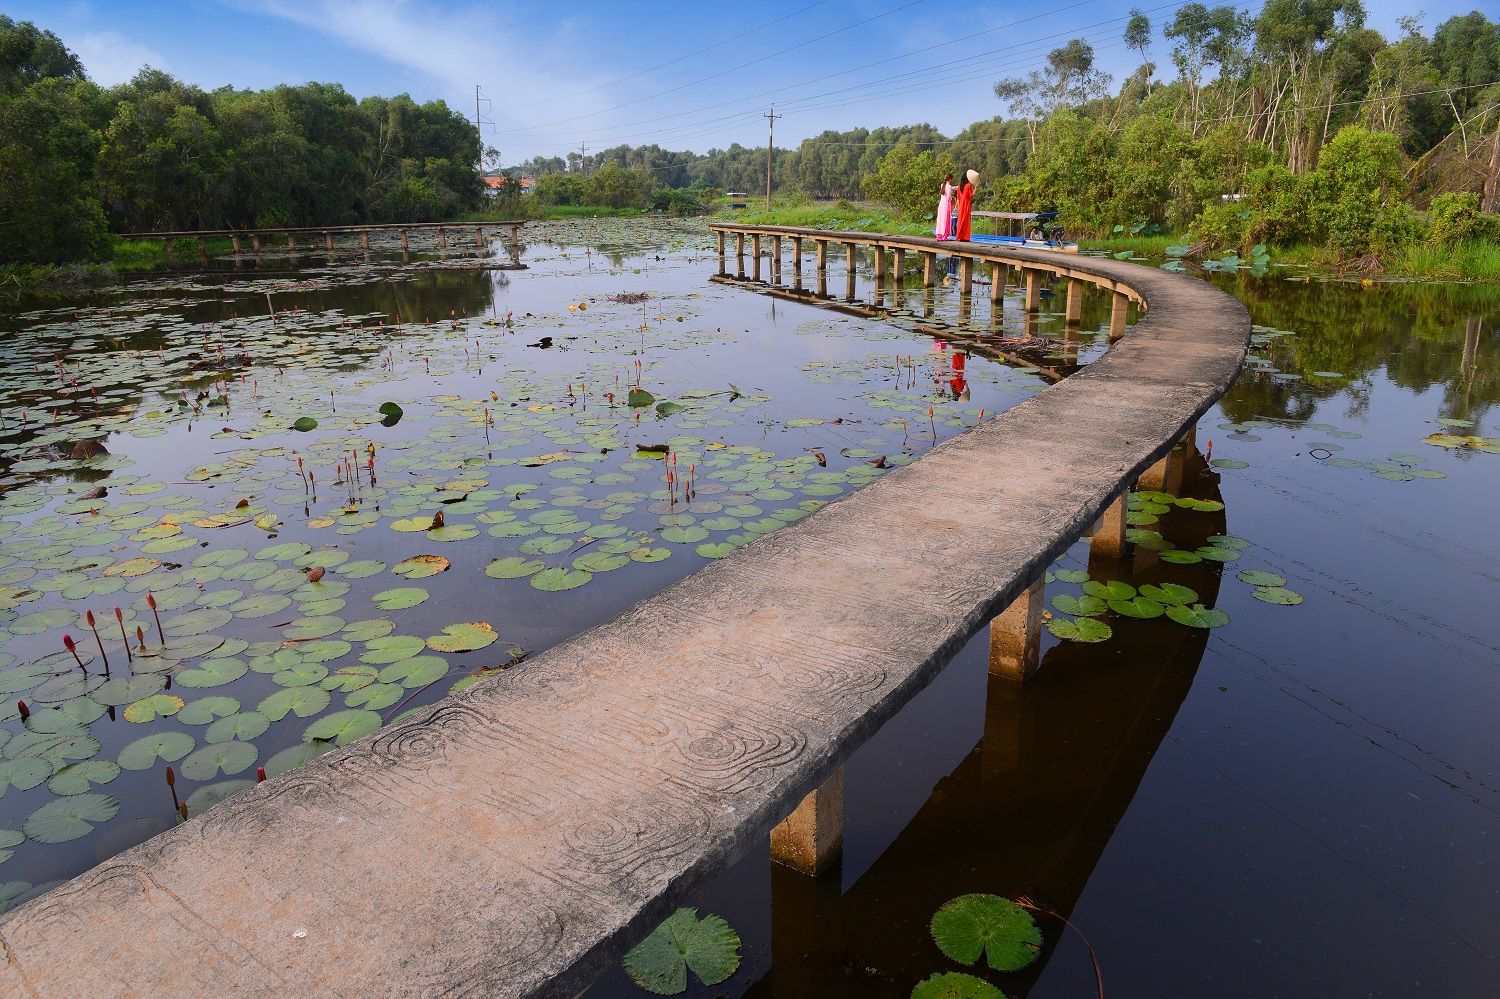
971 211 1060 222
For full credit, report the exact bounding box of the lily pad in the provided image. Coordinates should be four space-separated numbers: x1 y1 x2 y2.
1252 586 1304 605
1108 595 1165 619
1236 570 1286 587
1045 617 1112 643
177 695 241 725
91 675 167 706
929 894 1041 972
258 686 331 720
303 709 381 747
24 793 119 843
911 973 1006 999
1082 579 1135 601
530 567 591 591
205 711 271 742
372 587 429 611
1138 583 1198 606
393 555 450 579
1165 603 1231 628
123 693 186 723
0 758 52 797
180 741 258 780
1050 594 1106 617
425 622 498 654
264 742 331 778
46 760 120 795
117 731 195 770
360 635 426 665
623 908 741 994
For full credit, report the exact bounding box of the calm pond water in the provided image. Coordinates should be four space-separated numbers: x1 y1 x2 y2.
1 220 1497 998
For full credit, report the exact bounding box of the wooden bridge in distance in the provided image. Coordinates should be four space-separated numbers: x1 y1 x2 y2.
122 220 527 258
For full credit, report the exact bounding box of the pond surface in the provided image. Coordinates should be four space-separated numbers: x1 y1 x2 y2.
2 221 1498 999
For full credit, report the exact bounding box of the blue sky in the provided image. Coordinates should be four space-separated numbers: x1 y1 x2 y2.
6 0 1490 159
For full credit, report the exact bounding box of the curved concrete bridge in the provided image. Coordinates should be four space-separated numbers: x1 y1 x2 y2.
0 229 1249 997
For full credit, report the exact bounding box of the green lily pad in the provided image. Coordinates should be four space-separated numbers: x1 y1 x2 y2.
1082 579 1135 601
425 622 498 654
283 615 345 640
24 793 119 843
911 972 1005 999
929 894 1041 972
264 742 330 778
91 675 167 706
1165 603 1231 628
1046 617 1112 643
292 417 318 432
623 908 741 994
258 686 331 720
360 635 426 665
1252 586 1304 605
180 741 258 780
0 758 52 797
377 656 448 688
1159 550 1203 565
1237 570 1286 587
206 711 271 742
185 780 253 815
303 709 381 747
1051 594 1107 617
1108 596 1165 619
530 567 591 591
392 555 450 579
1052 568 1089 584
123 693 185 723
273 662 330 688
372 587 429 611
484 557 545 579
1138 583 1198 606
46 760 120 795
177 696 241 725
118 731 195 770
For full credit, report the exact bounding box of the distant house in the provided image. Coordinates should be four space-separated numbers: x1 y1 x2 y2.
484 175 535 197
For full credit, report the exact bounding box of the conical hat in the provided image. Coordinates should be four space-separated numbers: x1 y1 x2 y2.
965 169 979 184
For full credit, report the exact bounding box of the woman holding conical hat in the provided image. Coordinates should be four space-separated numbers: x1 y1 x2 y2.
954 169 978 242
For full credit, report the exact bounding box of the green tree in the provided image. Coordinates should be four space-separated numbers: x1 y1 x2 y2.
860 145 957 221
0 15 84 96
0 76 110 261
993 39 1113 153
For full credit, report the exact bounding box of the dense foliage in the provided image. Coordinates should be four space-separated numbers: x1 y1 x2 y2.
0 15 483 263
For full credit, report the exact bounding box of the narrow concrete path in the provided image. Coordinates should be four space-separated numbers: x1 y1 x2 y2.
0 236 1248 998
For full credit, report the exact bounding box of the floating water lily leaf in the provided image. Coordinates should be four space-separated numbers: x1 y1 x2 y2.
1252 586 1304 605
91 675 167 706
181 741 257 780
1138 583 1198 606
426 622 497 653
283 615 344 641
623 908 741 995
206 711 271 742
655 401 684 418
303 709 381 747
24 793 119 843
1165 603 1231 628
377 656 448 688
372 587 429 611
627 388 656 408
165 607 232 637
0 758 51 797
1194 545 1241 563
910 972 1006 999
1236 569 1286 587
1052 569 1090 584
47 760 120 796
118 731 195 770
929 894 1041 972
393 555 450 579
530 567 591 591
378 402 404 427
1082 579 1135 601
185 780 253 815
1051 594 1106 617
1206 535 1252 550
1159 550 1203 565
360 635 426 665
273 662 329 687
123 693 185 723
1046 617 1112 643
265 742 330 778
292 417 319 432
1108 595 1165 619
258 686 331 720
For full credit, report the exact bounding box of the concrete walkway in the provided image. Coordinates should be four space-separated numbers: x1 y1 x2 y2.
0 235 1248 997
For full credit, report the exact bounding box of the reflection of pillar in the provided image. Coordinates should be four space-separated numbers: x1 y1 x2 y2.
1110 291 1129 341
475 226 484 249
1063 326 1076 363
736 232 745 278
922 251 935 287
1065 278 1082 324
438 227 447 249
716 230 725 274
1089 493 1128 560
844 242 856 301
989 581 1043 681
361 232 370 252
400 229 409 252
922 287 935 319
250 233 261 252
873 244 886 282
990 260 1004 303
1024 269 1040 310
893 248 905 287
981 670 1025 783
771 767 843 876
772 235 782 282
769 843 843 998
197 237 208 264
752 234 762 281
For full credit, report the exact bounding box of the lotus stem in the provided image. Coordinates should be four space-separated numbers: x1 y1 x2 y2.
146 593 164 645
165 766 180 812
114 607 131 664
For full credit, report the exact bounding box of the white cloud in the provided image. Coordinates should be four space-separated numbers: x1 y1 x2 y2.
241 0 612 139
73 31 168 86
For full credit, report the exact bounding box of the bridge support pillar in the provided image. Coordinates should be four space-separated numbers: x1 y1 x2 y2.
476 227 484 249
362 232 370 252
1089 493 1128 560
510 224 520 252
400 229 410 252
230 235 240 253
251 234 261 252
1065 278 1082 323
989 261 1004 304
322 232 332 251
771 766 843 876
751 235 761 281
989 580 1043 682
873 244 886 282
197 237 208 263
814 239 826 278
1024 269 1041 311
1138 430 1192 494
960 256 973 297
438 227 446 249
286 233 295 252
1110 291 1129 341
843 243 856 301
792 237 802 286
921 251 935 287
771 235 782 282
735 233 745 277
893 248 905 283
716 231 726 274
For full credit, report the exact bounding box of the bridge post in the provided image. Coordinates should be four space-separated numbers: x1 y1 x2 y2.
922 251 935 287
1089 493 1128 560
751 234 761 281
792 237 802 286
989 580 1044 682
771 235 782 282
843 243 856 301
716 231 726 274
230 235 240 253
510 224 520 252
959 256 973 296
771 766 843 876
1024 269 1041 311
989 261 1004 304
873 244 886 282
814 239 826 276
735 233 745 278
1065 278 1083 324
893 248 905 283
1110 291 1129 341
196 237 208 265
286 233 295 252
321 232 331 251
362 232 370 252
476 227 484 249
251 234 261 252
1138 431 1191 493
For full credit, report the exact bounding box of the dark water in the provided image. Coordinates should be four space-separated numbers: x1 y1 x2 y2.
2 223 1497 999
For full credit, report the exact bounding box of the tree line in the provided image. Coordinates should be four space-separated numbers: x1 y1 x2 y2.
1 15 483 264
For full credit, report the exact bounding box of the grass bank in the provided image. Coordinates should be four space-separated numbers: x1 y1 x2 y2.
1081 234 1500 282
720 202 933 236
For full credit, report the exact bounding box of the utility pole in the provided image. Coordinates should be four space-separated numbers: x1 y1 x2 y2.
764 106 781 210
473 85 493 169
579 142 589 175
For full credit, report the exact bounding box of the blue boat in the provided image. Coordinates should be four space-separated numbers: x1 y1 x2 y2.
960 211 1080 253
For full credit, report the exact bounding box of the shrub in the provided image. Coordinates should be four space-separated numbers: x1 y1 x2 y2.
860 145 958 221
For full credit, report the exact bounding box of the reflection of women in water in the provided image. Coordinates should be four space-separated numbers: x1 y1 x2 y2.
954 170 977 241
934 174 955 240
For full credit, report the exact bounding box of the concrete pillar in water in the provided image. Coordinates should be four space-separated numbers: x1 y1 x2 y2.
990 261 1004 304
1024 269 1041 311
751 234 761 281
1138 431 1192 494
792 237 803 286
716 230 726 274
251 233 261 252
400 229 410 252
1089 493 1128 560
989 581 1044 682
893 248 906 285
735 233 745 278
1109 291 1129 341
510 225 520 253
475 227 484 249
922 251 936 287
771 235 782 282
286 233 295 252
230 235 241 253
960 256 973 297
873 244 886 282
362 232 370 252
437 227 446 249
1065 278 1083 323
843 243 856 301
770 766 844 876
196 237 208 263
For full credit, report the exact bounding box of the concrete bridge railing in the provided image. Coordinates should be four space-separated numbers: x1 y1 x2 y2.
0 227 1249 997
